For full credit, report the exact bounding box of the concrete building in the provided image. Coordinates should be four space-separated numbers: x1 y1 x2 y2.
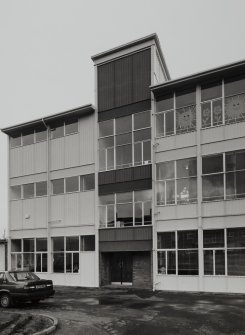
2 34 245 293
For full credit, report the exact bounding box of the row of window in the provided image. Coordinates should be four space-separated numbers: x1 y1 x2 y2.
99 111 151 171
10 174 95 200
156 149 245 205
10 119 78 148
157 228 245 276
99 190 152 228
11 236 95 273
156 76 245 137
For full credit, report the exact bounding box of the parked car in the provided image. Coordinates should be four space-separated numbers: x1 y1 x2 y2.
0 270 55 308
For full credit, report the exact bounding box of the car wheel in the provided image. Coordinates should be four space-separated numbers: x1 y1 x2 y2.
0 294 11 308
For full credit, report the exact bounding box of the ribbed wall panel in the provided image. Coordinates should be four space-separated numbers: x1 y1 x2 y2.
79 114 95 166
50 195 65 224
99 240 152 252
10 148 23 177
22 199 35 230
22 146 34 176
34 142 47 173
99 226 152 242
115 56 132 107
98 62 114 111
50 138 65 171
79 191 95 225
34 198 47 229
65 193 80 226
132 49 151 102
10 201 23 230
65 134 80 168
133 165 152 180
115 168 133 183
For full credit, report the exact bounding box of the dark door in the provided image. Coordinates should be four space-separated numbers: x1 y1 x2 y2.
110 253 133 284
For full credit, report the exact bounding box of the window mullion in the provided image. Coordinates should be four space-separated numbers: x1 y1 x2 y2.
173 92 176 134
211 101 213 127
175 231 178 275
213 250 215 276
222 79 225 125
223 153 226 200
174 161 177 204
224 229 228 276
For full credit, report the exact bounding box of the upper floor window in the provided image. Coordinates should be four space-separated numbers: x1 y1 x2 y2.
99 111 151 172
50 119 78 139
225 75 245 125
155 89 196 138
202 149 245 201
51 174 95 195
10 126 47 148
99 190 152 228
201 81 223 128
10 181 48 200
156 158 197 206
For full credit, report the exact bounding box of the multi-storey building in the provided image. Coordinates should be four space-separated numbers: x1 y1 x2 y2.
2 34 245 293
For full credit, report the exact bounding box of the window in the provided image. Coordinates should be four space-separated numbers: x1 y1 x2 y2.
66 176 79 193
156 158 197 206
10 133 21 148
98 111 151 171
225 76 245 124
201 81 223 128
36 238 48 272
36 181 47 197
65 119 78 135
80 235 95 251
82 174 95 191
52 179 64 195
35 126 47 142
156 90 196 137
22 129 34 146
203 228 245 277
11 185 21 200
51 121 64 139
99 191 152 228
203 230 225 275
53 237 65 273
52 236 79 273
23 183 34 199
202 150 245 201
157 230 198 276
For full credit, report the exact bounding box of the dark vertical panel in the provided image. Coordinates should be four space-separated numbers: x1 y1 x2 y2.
115 56 133 107
133 49 151 103
98 62 115 111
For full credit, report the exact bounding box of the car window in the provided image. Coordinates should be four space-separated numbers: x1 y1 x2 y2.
9 272 39 281
0 273 4 283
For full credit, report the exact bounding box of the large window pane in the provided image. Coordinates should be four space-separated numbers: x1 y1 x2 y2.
81 235 95 251
177 178 197 204
134 142 142 165
99 119 114 137
202 154 223 174
203 230 224 248
178 230 198 249
143 141 151 163
202 174 224 201
65 119 78 135
177 158 197 178
166 180 175 204
156 161 174 180
107 205 115 227
134 190 152 202
22 129 34 146
36 238 47 252
116 133 132 145
204 250 213 275
99 150 106 171
116 144 132 168
168 251 176 274
51 122 64 139
201 102 211 128
236 151 245 170
36 127 47 142
107 148 114 170
165 110 174 135
53 253 64 273
66 236 79 251
23 183 34 199
36 181 47 197
116 115 132 134
213 99 223 126
178 250 198 275
11 185 21 200
225 94 245 124
53 237 64 252
52 179 64 195
10 134 21 148
156 113 165 137
23 239 34 252
42 253 48 272
201 81 222 101
99 194 115 205
176 105 196 133
23 253 34 271
99 136 114 150
156 182 165 205
158 251 166 274
227 249 245 276
176 89 196 108
66 253 72 273
116 203 133 227
66 176 79 193
226 171 245 199
215 250 225 275
36 253 42 272
11 239 22 252
134 111 150 130
134 202 143 225
73 253 79 272
227 228 245 247
156 94 173 113
158 232 175 249
99 206 106 228
225 75 245 96
134 128 151 142
144 201 152 225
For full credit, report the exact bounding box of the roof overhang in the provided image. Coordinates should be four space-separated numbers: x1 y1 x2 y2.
151 59 245 98
1 104 95 136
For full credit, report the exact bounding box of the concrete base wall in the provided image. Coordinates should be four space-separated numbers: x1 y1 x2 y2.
133 252 152 289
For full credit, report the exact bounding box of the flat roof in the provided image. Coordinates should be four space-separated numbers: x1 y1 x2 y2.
1 104 95 136
92 33 171 80
151 59 245 97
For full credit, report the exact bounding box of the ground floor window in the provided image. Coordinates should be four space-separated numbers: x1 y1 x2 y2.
11 238 48 273
157 230 198 275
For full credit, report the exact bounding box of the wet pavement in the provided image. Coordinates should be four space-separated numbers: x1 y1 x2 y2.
3 286 245 334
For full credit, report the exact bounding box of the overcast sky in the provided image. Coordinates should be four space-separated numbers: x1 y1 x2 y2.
0 0 245 237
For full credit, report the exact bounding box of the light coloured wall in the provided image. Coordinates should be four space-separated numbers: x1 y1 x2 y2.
0 244 6 270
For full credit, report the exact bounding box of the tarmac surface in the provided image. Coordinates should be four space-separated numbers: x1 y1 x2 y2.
2 286 245 335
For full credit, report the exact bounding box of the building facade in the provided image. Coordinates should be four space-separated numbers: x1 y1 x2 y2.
2 34 245 293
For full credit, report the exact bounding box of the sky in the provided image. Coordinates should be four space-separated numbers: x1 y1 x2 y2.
0 0 245 238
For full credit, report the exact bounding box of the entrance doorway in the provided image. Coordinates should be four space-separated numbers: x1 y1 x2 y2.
110 253 133 285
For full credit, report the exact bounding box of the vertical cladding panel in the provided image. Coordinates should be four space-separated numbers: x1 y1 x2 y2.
10 201 23 230
34 197 47 229
10 148 23 177
115 55 132 107
22 145 35 175
98 62 115 111
64 193 80 227
50 138 65 171
22 199 35 230
50 195 65 224
79 191 95 226
80 253 96 287
65 134 80 168
133 49 151 102
79 114 95 166
35 142 47 173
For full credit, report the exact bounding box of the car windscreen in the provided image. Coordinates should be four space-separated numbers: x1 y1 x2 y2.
9 272 40 282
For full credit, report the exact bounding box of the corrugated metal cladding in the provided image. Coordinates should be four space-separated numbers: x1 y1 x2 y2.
99 179 152 195
99 226 152 241
99 240 152 252
98 49 151 112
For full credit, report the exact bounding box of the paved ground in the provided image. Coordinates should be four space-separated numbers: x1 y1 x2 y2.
2 286 245 335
